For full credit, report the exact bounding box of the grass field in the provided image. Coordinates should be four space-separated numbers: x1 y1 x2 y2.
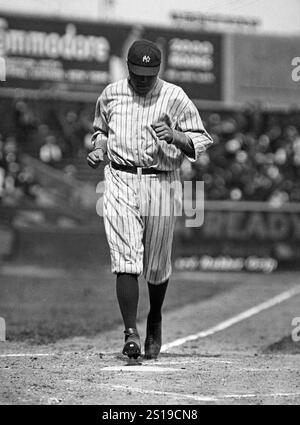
0 262 300 405
0 263 239 344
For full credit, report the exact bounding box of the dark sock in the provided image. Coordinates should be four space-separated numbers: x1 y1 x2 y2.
116 273 139 331
147 280 169 323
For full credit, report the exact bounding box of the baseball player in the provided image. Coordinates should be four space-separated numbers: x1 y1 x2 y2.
87 39 213 360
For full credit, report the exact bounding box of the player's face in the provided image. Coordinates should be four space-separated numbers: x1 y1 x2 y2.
129 70 158 96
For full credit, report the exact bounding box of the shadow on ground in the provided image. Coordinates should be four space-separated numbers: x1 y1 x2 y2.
262 335 300 354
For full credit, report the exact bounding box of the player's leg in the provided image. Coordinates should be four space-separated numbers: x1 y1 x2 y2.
103 166 144 276
143 207 174 358
144 279 168 359
147 279 168 324
142 170 181 358
116 272 141 357
142 170 181 285
103 166 144 357
116 273 139 329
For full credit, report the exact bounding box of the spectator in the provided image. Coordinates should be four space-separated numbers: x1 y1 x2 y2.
14 99 37 152
39 135 62 165
59 110 82 157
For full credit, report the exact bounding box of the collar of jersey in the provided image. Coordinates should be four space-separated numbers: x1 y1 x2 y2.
127 77 163 97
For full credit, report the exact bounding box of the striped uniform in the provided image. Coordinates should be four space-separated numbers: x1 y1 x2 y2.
92 78 212 284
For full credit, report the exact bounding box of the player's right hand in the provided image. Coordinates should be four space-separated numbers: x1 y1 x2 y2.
87 148 105 169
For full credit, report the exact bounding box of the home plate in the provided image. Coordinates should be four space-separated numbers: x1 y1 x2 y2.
102 365 181 372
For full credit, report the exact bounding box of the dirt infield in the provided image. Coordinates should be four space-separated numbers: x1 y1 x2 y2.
0 266 300 405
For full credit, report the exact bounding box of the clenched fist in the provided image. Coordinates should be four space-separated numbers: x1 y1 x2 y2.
151 121 174 144
87 148 105 169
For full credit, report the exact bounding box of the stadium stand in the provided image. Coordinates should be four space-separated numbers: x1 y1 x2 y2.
1 97 299 206
196 107 300 203
0 132 38 206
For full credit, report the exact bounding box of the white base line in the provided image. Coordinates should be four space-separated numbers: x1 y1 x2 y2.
1 286 299 359
161 285 300 352
110 384 300 402
0 353 70 358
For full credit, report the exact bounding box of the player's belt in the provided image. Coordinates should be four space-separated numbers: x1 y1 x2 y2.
111 162 167 175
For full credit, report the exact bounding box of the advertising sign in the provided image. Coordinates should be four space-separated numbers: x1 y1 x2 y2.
174 202 300 272
0 14 224 101
0 14 132 94
144 27 223 101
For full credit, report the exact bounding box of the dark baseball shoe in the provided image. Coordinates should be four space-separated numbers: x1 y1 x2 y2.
144 319 162 360
122 328 141 359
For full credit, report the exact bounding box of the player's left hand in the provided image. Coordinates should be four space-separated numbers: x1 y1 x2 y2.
151 121 174 144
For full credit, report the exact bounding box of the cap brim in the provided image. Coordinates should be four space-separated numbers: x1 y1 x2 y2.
128 62 160 76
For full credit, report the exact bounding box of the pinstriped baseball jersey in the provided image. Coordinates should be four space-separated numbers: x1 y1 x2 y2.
92 77 213 284
92 78 213 168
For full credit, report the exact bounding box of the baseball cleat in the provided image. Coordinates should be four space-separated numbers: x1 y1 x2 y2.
144 319 162 360
122 328 141 359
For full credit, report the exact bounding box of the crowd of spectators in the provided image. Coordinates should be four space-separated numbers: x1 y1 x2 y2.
0 98 96 206
0 133 37 205
11 99 93 162
1 98 300 205
186 107 300 204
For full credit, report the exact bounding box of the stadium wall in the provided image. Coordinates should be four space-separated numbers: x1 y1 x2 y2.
2 201 300 272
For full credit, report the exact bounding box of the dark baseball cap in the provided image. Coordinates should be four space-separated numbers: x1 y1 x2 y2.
127 39 161 76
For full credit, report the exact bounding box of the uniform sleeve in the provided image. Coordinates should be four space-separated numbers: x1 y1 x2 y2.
176 97 213 162
91 90 109 151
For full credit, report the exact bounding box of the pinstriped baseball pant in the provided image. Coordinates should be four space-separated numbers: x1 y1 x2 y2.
103 164 182 284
